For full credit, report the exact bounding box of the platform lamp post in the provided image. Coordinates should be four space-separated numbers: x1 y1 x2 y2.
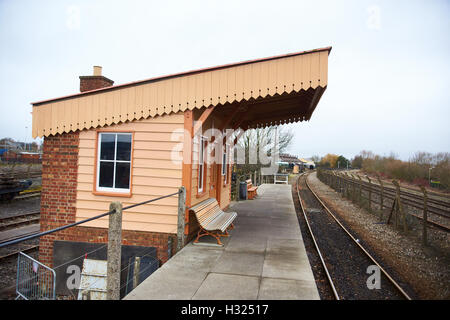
429 166 434 187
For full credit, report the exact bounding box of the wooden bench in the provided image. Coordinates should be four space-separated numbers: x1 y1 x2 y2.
246 179 258 200
189 198 237 245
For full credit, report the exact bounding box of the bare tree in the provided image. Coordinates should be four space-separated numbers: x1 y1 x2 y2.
234 125 294 177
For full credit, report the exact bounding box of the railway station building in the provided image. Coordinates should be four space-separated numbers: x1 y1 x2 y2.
31 47 331 267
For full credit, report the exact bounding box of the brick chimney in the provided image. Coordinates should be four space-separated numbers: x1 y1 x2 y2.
79 66 114 92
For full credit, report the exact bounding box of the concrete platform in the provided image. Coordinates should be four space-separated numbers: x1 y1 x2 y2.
124 184 319 300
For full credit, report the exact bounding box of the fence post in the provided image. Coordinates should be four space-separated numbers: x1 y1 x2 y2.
334 172 338 191
367 176 372 213
420 186 428 246
391 180 406 231
346 173 350 198
350 173 356 202
107 201 122 300
376 174 384 220
133 256 141 289
177 187 186 252
82 291 91 300
357 175 363 206
330 171 336 190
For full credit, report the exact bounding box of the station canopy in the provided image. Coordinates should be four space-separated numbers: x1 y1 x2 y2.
32 47 331 138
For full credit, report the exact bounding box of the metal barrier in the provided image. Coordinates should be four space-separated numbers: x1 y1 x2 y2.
16 252 56 300
274 174 289 184
2 189 183 300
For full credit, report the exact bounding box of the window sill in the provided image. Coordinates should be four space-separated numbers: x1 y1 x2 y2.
93 190 132 198
196 191 207 198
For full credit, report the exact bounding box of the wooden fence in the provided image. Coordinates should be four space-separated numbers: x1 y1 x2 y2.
317 169 450 246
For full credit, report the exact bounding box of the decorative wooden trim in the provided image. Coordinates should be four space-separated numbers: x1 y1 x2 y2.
193 105 216 137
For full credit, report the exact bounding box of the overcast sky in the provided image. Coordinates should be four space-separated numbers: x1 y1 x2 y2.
0 0 449 160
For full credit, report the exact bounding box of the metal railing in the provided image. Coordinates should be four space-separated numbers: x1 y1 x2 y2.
0 190 181 248
2 187 186 300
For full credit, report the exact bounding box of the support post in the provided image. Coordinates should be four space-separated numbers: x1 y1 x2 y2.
133 256 141 289
420 186 428 246
167 236 173 259
177 187 186 252
107 201 122 300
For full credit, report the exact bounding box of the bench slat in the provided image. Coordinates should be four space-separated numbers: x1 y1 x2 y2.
189 198 237 232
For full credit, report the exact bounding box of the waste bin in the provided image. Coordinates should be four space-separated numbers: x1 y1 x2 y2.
239 181 248 200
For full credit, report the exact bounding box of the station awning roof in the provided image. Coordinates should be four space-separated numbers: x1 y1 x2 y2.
32 47 331 138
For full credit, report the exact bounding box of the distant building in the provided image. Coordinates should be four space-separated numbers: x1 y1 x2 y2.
19 152 42 161
0 150 42 163
298 158 315 169
2 150 18 160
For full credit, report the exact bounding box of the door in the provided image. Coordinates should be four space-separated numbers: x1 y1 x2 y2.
209 163 218 199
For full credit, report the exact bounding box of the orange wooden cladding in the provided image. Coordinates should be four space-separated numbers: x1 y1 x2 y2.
75 113 184 233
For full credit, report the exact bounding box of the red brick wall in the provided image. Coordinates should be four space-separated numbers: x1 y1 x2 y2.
39 132 79 266
39 131 176 268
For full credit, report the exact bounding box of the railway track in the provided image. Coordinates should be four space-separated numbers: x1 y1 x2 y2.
14 191 41 201
0 211 40 232
0 245 39 263
296 173 412 300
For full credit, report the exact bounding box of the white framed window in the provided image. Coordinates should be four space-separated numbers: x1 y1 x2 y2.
198 136 206 193
221 145 227 180
96 132 132 193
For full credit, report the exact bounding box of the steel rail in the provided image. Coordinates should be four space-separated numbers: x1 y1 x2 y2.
0 211 40 231
305 173 412 300
0 211 40 223
0 191 181 248
0 231 41 246
295 174 340 300
0 245 39 262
